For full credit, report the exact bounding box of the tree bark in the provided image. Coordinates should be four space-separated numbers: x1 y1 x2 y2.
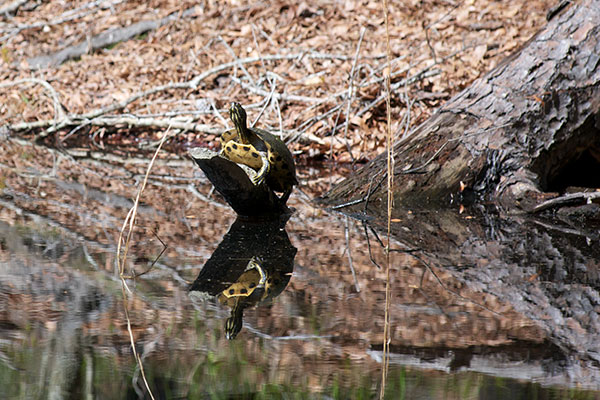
320 0 600 212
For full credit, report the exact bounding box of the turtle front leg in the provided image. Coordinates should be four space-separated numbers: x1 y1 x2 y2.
246 256 267 286
251 153 270 186
225 298 244 340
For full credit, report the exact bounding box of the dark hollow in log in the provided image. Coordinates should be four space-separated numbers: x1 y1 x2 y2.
320 0 600 213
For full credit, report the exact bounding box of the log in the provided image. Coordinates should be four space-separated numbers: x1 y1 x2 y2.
320 0 600 213
189 147 289 217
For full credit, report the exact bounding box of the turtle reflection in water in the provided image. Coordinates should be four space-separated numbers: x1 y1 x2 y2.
220 102 298 203
218 257 284 340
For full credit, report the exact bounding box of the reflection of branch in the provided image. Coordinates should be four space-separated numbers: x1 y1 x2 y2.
344 216 360 292
358 217 500 315
411 252 501 316
128 231 167 279
0 196 114 252
186 183 229 209
531 218 600 240
532 191 600 213
117 128 172 400
244 325 334 340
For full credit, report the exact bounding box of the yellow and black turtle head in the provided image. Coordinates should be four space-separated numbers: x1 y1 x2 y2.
229 102 248 134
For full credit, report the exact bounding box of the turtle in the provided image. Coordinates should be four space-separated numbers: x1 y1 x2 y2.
218 256 287 339
219 257 267 339
220 102 298 203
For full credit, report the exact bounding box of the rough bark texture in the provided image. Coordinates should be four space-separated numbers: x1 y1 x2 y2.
321 0 600 211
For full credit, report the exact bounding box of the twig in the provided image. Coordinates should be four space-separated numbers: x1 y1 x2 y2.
117 130 170 278
546 0 571 21
329 197 367 210
8 114 219 137
218 35 256 87
294 103 343 140
363 221 382 269
356 44 477 118
116 127 172 400
532 191 600 213
381 0 394 394
230 76 321 103
356 68 441 118
423 21 438 63
358 55 407 88
342 26 367 163
1 0 125 42
251 82 276 127
273 95 284 136
397 95 415 139
250 24 267 71
364 173 386 211
4 50 387 138
211 99 228 127
400 140 450 174
328 105 346 184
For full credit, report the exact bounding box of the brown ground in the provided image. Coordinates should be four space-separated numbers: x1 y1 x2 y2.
2 0 554 196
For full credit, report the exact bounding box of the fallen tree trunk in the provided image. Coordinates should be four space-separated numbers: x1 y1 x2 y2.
321 0 600 213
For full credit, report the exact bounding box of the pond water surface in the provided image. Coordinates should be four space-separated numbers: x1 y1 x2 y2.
0 140 599 399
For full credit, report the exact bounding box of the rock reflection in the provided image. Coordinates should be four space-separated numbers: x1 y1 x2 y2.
189 215 296 339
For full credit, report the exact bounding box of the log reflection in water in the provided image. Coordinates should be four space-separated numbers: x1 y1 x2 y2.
190 215 296 339
353 202 600 376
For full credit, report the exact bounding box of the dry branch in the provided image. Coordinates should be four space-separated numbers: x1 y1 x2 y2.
27 5 197 69
0 0 28 16
0 0 125 42
3 50 396 141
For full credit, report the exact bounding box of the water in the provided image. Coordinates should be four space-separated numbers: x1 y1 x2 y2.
0 140 599 399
